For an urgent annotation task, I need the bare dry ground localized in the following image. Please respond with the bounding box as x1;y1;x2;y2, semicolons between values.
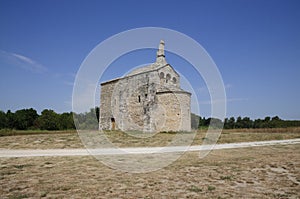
0;128;300;198
0;144;299;198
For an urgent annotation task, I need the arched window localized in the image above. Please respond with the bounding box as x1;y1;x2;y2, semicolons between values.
159;72;164;79
172;77;177;84
166;74;171;83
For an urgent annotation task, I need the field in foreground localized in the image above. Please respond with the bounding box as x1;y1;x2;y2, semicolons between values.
1;128;300;198
1;144;299;198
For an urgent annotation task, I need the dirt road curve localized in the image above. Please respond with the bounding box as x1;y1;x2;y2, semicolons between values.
1;138;300;158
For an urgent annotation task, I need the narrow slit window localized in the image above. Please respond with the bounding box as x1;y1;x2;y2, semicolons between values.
138;95;141;103
166;74;171;83
159;72;164;79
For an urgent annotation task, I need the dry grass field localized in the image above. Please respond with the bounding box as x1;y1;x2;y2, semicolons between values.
0;128;300;198
1;127;300;149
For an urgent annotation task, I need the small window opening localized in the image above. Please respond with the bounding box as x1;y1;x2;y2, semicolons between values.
159;72;164;79
172;77;177;84
166;74;171;83
145;94;148;98
138;95;141;103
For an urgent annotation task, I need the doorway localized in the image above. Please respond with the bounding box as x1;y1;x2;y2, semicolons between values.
111;117;115;130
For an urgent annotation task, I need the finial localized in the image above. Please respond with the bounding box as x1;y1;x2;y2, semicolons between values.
156;40;166;63
157;40;165;57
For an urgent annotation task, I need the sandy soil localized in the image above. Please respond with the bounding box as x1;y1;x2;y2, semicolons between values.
1;144;299;198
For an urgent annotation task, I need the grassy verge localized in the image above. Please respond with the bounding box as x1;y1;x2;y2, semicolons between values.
0;129;77;137
0;127;299;149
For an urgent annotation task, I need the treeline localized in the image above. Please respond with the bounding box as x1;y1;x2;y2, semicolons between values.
0;108;76;130
224;116;300;129
191;113;300;129
1;108;300;131
0;108;102;131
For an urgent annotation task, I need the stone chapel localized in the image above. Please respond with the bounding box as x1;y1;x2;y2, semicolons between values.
99;40;191;132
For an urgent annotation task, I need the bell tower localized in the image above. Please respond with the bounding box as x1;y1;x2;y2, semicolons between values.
156;40;167;64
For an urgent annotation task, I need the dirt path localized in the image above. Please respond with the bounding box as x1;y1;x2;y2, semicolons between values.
1;138;299;158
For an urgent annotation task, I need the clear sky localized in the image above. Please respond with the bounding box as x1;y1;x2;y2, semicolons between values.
0;0;299;120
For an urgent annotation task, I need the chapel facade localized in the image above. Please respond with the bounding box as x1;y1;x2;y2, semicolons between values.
99;40;191;132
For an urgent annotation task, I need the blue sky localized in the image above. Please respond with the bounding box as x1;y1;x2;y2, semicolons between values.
0;0;299;120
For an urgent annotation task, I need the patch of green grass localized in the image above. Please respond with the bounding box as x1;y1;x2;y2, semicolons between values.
9;194;28;199
188;185;202;193
207;185;216;191
220;175;232;180
0;129;76;137
13;165;25;169
40;191;48;197
273;135;284;140
0;129;15;136
13;164;32;169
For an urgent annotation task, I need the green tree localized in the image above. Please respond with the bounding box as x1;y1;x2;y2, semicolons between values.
209;118;223;129
36;109;59;130
262;116;272;128
235;116;243;128
253;119;262;128
14;108;39;130
0;110;7;129
224;117;235;129
241;117;253;128
264;116;271;122
6;110;16;129
58;112;75;130
270;116;283;128
198;117;207;128
73;108;99;130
